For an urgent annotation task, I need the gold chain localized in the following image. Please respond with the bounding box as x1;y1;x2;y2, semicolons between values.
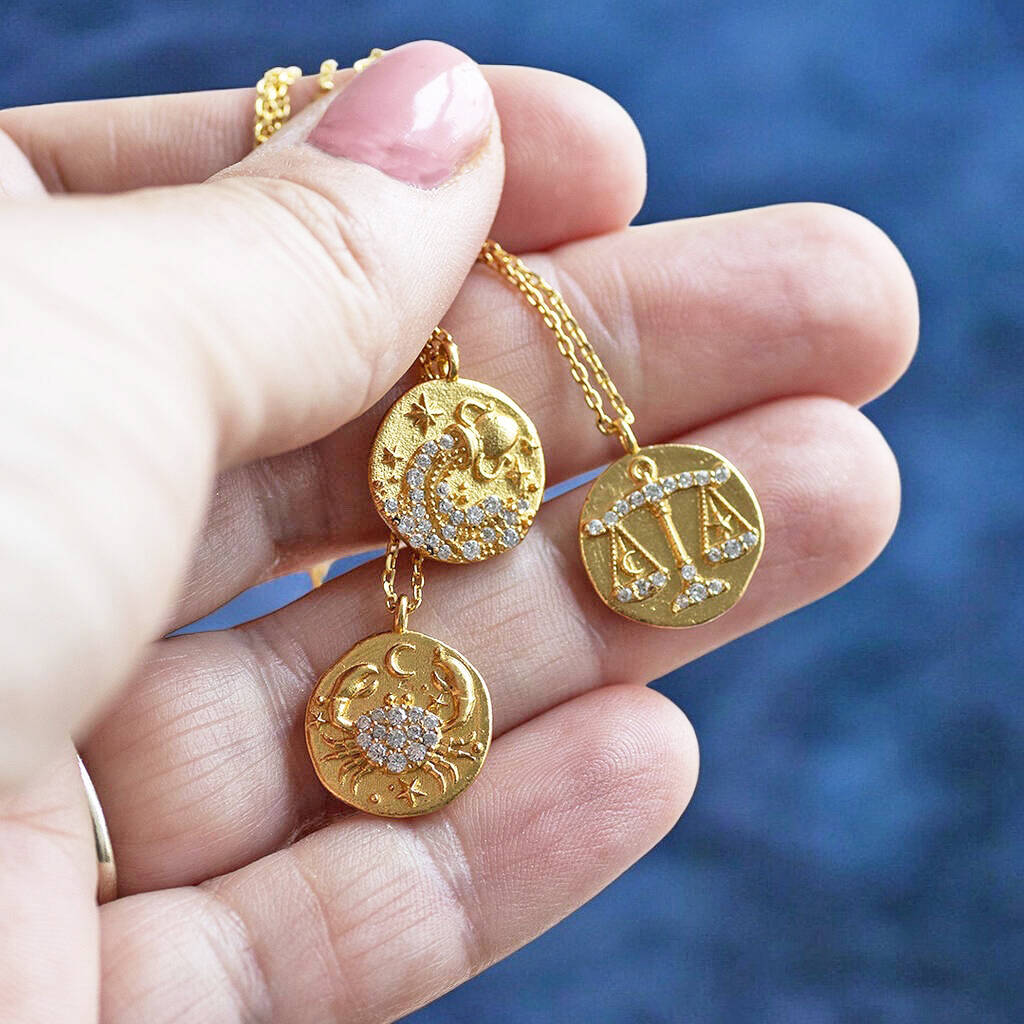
382;534;424;632
253;65;303;145
477;240;637;451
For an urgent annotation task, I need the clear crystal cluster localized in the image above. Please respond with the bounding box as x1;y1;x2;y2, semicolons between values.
353;704;442;774
705;530;759;564
384;434;527;560
583;463;732;537
672;575;728;611
615;570;668;604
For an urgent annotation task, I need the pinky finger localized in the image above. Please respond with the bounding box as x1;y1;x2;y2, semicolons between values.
99;685;697;1024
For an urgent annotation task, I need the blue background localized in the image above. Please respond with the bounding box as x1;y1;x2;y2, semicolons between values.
5;2;1022;1020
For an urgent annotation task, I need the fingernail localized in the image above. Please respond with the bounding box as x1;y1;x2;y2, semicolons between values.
308;40;494;188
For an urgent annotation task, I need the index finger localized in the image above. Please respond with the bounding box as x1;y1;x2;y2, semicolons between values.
0;64;646;252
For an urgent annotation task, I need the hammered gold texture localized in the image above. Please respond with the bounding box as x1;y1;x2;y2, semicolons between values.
306;631;492;817
370;378;545;564
579;444;765;627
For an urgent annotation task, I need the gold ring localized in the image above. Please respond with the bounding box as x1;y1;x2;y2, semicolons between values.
77;754;117;904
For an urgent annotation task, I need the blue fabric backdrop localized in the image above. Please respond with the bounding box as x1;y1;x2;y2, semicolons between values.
4;2;1021;1020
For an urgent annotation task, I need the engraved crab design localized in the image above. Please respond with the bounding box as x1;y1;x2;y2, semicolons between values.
313;644;482;795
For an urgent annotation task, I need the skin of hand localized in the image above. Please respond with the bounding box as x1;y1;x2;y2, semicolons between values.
0;40;917;1024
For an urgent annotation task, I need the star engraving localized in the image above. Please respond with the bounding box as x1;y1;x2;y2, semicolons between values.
381;446;401;469
428;691;451;714
505;455;527;491
405;393;442;435
519;436;540;456
396;777;428;807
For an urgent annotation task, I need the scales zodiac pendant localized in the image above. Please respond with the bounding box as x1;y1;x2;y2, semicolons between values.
306;630;491;817
369;331;545;564
580;443;763;627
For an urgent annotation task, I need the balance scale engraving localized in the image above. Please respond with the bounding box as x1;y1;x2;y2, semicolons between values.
581;459;760;614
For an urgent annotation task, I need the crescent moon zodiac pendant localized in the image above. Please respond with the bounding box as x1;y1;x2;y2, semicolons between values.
306;631;492;817
370;378;545;564
579;443;765;627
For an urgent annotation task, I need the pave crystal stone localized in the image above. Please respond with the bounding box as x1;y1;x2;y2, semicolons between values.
370;708;387;724
663;476;679;493
405;723;423;741
462;540;480;559
741;531;758;548
406;742;427;764
503;508;518;525
386;728;407;749
674;594;690;609
695;470;710;486
688;583;708;602
372;723;387;740
502;528;519;547
586;519;605;536
708;578;725;595
644;482;664;501
413;503;428;521
713;465;731;483
397;515;415;535
707;547;722;562
681;564;697;581
423;440;438;456
678;472;693;488
414;453;431;469
481;527;496;542
449;509;465;525
367;742;387;765
439;433;455;449
386;707;406;725
423;712;441;731
410;488;424;503
406;706;424;723
603;510;618;526
614;499;630;516
406;469;424;487
629;490;644;507
409;532;424;547
428;534;442;550
651;571;668;588
517;498;530;511
483;495;501;515
438;498;454;515
386;752;408;774
442;523;457;540
723;539;742;558
356;715;371;731
616;586;633;602
421;729;440;749
466;506;484;526
356;731;372;750
436;480;450;497
634;578;652;598
384;498;398;516
438;544;453;559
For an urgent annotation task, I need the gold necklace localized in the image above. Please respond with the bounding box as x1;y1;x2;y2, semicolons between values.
478;241;764;628
255;54;543;817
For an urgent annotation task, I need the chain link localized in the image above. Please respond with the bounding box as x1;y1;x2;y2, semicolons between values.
477;240;636;448
382;534;424;611
253;65;303;145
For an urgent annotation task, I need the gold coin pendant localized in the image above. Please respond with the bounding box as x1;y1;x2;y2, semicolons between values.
370;378;544;564
305;630;492;817
579;443;764;627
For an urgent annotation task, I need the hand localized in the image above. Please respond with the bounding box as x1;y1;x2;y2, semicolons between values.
0;41;916;1023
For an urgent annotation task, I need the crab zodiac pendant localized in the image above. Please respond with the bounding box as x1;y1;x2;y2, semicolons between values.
370;378;545;564
579;443;764;627
306;630;492;817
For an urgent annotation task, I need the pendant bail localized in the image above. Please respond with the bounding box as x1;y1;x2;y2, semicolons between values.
393;594;410;633
615;418;640;455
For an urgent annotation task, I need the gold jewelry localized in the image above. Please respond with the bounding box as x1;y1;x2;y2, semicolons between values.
256;53;549;816
478;241;765;628
77;754;117;904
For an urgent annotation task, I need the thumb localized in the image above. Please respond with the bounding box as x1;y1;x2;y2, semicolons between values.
0;40;502;786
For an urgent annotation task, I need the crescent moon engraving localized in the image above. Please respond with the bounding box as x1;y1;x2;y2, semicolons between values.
621;550;647;576
385;642;417;678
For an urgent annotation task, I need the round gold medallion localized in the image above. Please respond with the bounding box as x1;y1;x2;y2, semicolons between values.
305;630;492;817
579;443;764;627
370;378;544;564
